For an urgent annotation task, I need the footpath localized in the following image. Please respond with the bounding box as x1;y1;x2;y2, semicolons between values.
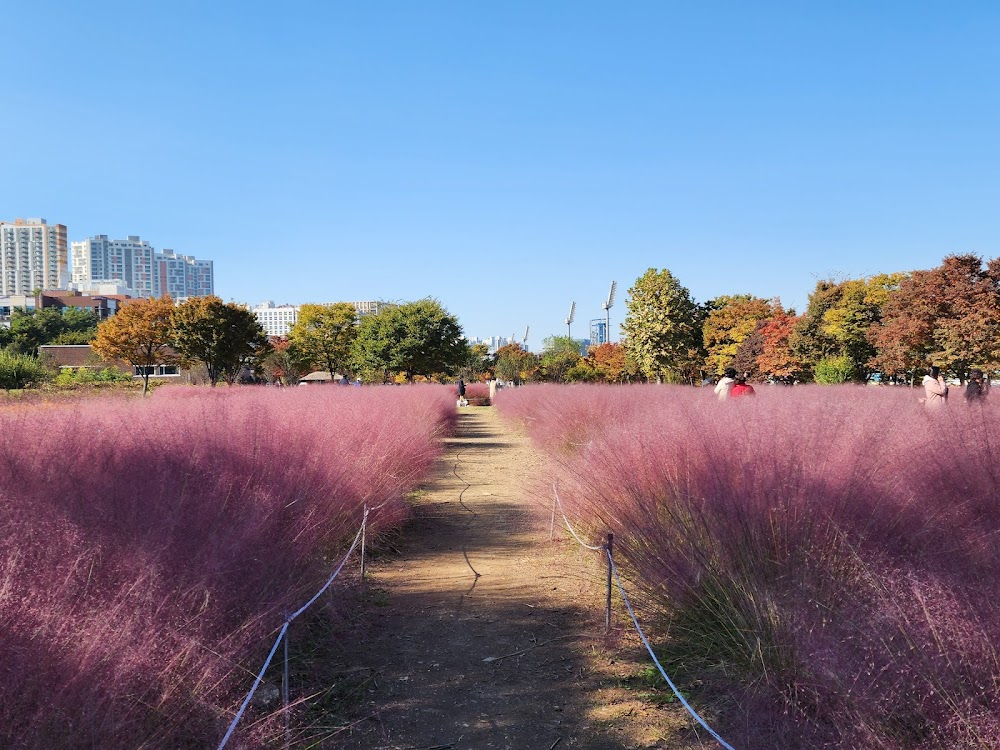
335;407;705;750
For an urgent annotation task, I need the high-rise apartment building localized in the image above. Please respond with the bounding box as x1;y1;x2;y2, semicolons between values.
0;218;68;295
71;235;213;299
156;249;214;298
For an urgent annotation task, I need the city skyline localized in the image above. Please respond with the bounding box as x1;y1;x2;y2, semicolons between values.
3;3;999;344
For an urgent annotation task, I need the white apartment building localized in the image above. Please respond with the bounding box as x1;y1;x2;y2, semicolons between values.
157;249;214;298
71;235;213;299
252;300;383;337
0;218;68;295
72;235;156;297
253;301;300;336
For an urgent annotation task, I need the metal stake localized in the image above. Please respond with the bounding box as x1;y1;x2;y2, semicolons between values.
360;505;368;580
605;533;614;632
282;620;290;748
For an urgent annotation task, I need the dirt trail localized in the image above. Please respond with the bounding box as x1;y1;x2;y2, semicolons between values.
335;407;704;750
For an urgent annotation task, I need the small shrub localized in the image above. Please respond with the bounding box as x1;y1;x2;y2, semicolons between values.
0;349;49;389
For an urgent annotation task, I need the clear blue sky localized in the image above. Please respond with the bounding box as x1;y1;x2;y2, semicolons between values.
3;1;999;347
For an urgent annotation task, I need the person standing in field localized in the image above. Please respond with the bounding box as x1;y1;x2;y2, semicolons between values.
731;374;756;398
714;367;737;401
965;369;987;403
921;365;948;409
457;377;466;405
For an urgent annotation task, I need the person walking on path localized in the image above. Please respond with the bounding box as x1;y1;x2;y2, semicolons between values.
731;374;756;398
965;368;987;403
922;365;949;409
714;367;737;401
457;377;467;406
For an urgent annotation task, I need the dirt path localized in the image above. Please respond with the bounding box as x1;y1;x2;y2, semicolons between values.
335;407;704;750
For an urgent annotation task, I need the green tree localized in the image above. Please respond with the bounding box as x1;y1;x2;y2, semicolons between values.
6;307;99;355
351;299;465;382
171;296;271;386
92;296;177;396
288;302;359;380
539;336;583;382
814;355;857;384
621;268;705;383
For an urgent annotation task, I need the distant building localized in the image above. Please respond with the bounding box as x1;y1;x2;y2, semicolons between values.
467;335;517;354
0;218;69;295
251;300;383;337
71;235;214;299
589;319;607;346
157;249;214;298
252;301;300;336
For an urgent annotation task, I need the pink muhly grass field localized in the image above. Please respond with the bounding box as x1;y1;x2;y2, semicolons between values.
0;385;454;749
497;383;1000;749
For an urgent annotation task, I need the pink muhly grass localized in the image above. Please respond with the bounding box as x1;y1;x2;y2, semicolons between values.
500;383;1000;749
0;385;454;749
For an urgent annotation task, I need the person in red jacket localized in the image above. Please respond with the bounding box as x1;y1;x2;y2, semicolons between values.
731;375;755;398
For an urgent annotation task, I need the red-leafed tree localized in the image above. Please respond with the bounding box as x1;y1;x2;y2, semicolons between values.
868;255;1000;383
757;309;808;383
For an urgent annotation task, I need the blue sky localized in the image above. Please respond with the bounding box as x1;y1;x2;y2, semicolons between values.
3;2;999;347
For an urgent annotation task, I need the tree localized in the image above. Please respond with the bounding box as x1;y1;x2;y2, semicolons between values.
351;299;466;382
703;295;775;376
494;343;535;385
539;336;583;382
5;307;99;355
814;355;856;384
287;303;358;380
261;337;311;386
92;295;177;396
869;255;1000;383
621;268;705;383
791;275;902;382
584;341;633;383
756;310;808;383
460;342;491;380
171;296;271;386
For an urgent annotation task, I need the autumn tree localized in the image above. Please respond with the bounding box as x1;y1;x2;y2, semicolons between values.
869;255;1000;382
261;337;311;386
622;268;705;383
494;343;535;385
92;295;177;396
790;275;901;382
288;302;359;380
171;296;271;386
703;295;775;376
756;310;807;383
586;341;633;383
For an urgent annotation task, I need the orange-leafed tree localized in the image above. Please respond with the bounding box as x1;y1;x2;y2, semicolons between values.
757;310;807;383
93;295;177;396
586;342;632;383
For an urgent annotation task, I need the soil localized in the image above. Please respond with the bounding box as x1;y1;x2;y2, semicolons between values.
331;407;713;750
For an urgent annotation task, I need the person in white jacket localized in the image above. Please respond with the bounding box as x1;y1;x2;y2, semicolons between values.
921;365;948;409
714;367;737;402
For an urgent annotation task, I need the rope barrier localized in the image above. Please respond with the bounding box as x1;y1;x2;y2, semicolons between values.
217;510;368;750
551;482;605;551
608;549;737;750
549;483;736;748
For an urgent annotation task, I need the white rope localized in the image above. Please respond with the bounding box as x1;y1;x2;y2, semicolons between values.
216;621;289;750
552;482;605;551
607;550;737;750
218;511;368;749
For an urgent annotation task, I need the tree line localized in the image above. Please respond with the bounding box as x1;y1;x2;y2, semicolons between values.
490;254;1000;386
